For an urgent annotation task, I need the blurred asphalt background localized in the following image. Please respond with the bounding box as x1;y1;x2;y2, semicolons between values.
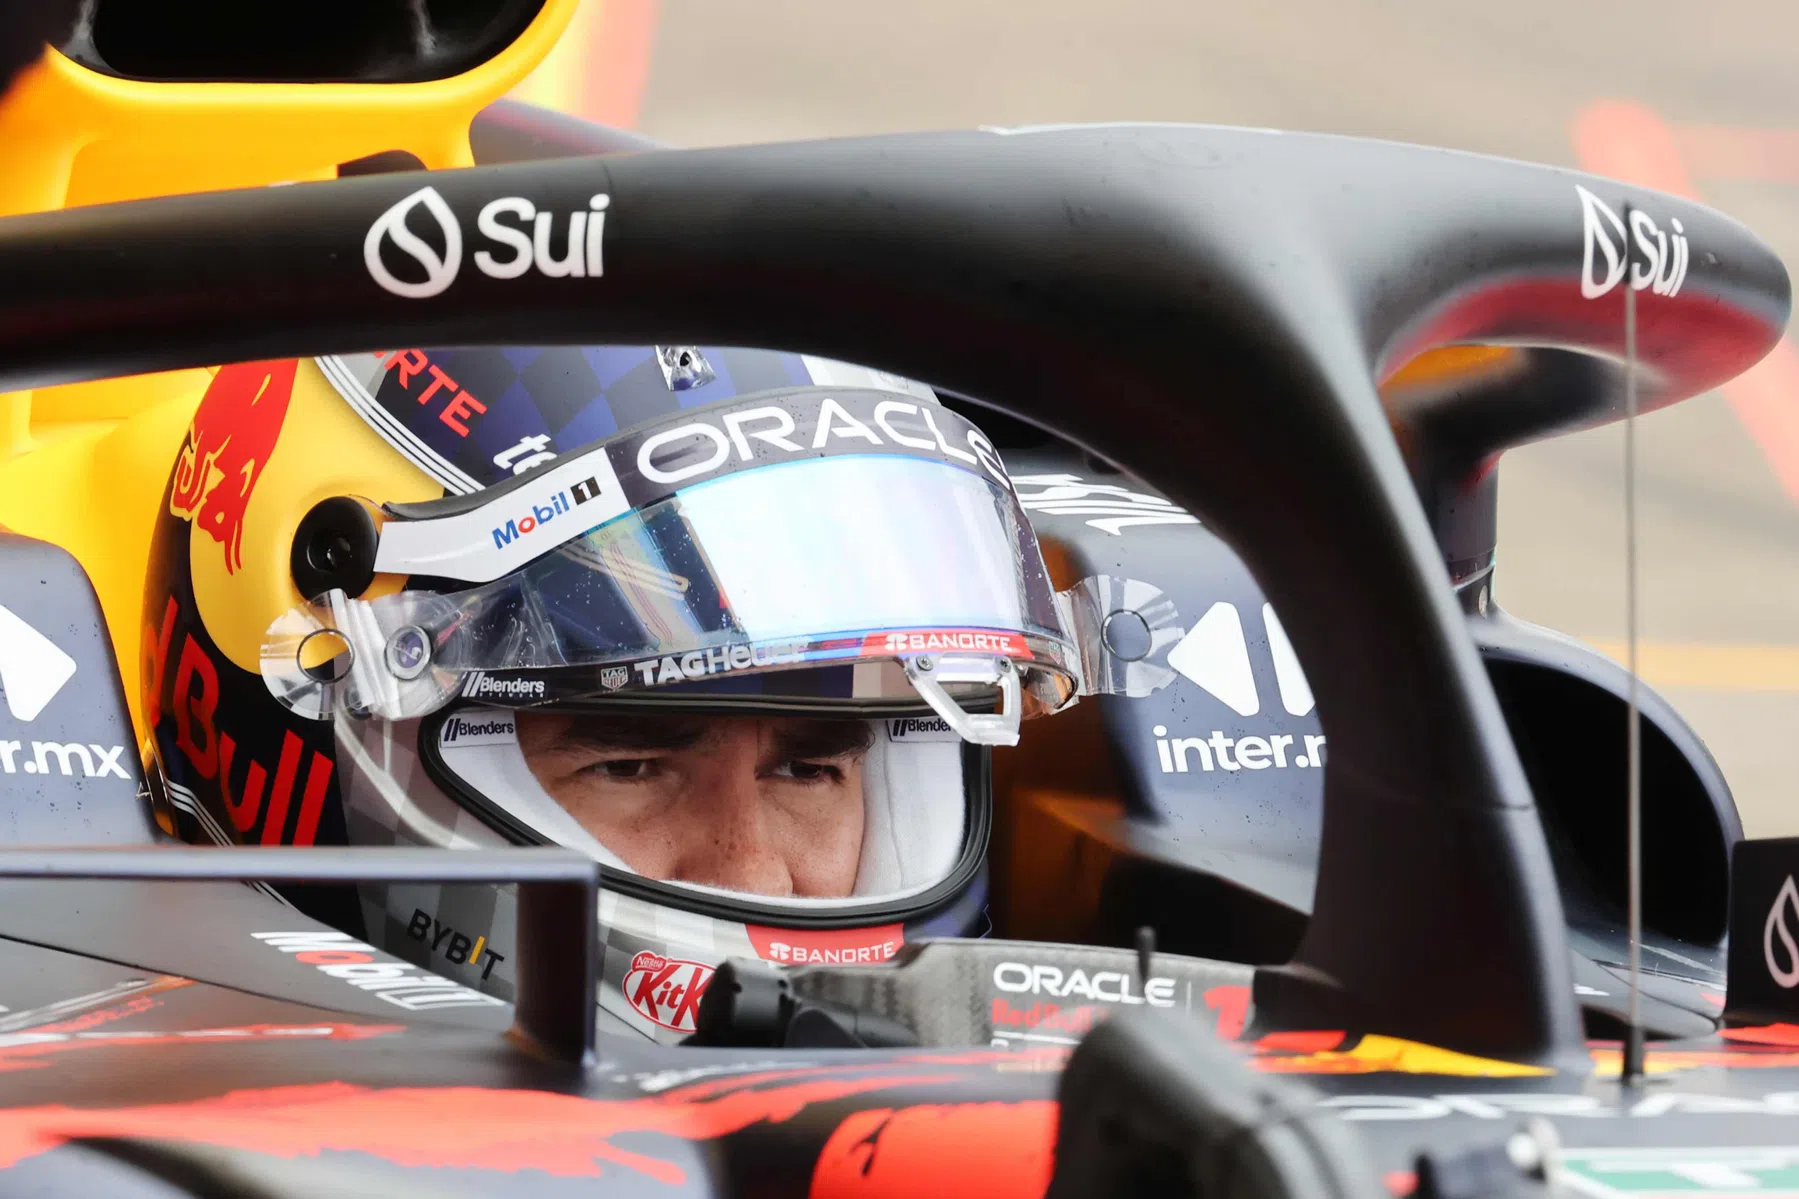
519;0;1799;834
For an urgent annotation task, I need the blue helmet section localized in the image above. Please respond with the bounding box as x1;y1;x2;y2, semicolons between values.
365;345;820;491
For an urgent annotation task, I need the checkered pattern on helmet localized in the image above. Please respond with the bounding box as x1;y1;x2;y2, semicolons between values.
336;716;522;1003
372;346;817;492
358;881;518;1004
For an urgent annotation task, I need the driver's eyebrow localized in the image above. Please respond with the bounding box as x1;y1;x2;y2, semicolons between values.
553;713;710;753
769;720;875;762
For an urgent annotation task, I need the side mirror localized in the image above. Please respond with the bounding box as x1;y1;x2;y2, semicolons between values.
1475;608;1739;946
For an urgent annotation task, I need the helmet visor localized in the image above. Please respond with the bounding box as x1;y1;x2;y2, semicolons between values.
268;453;1076;723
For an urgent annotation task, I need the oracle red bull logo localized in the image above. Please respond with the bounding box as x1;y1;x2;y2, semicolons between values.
622;950;713;1032
989;996;1104;1040
169;360;299;573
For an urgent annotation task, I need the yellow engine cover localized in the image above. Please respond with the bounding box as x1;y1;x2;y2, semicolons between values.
0;0;581;742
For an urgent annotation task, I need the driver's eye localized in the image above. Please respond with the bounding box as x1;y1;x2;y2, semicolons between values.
598;759;654;780
781;760;842;782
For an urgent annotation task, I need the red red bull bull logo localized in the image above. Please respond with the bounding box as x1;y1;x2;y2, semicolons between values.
169;360;299;573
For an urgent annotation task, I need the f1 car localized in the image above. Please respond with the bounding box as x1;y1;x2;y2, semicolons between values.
1;3;1798;1196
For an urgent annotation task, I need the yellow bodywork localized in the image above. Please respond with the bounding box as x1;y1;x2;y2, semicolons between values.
0;2;579;744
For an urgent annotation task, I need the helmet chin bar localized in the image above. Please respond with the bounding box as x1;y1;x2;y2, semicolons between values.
903;653;1022;747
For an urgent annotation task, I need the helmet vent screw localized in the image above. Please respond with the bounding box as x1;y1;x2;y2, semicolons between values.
656;345;717;392
385;625;432;681
292;497;380;601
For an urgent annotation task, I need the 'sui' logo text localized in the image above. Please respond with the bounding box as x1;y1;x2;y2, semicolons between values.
1765;874;1799;989
365;186;612;300
1577;184;1690;301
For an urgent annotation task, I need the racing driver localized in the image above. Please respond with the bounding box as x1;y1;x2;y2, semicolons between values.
144;343;1144;1040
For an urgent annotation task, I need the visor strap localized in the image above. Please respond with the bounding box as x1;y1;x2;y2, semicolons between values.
336;588;402;717
903;654;1021;747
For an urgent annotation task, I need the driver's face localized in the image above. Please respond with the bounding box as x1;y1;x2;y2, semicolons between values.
516;712;871;898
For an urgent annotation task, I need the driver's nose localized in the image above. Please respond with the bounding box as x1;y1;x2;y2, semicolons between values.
665;727;792;896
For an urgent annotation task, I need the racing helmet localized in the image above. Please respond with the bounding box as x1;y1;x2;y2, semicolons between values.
142;344;1168;1041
